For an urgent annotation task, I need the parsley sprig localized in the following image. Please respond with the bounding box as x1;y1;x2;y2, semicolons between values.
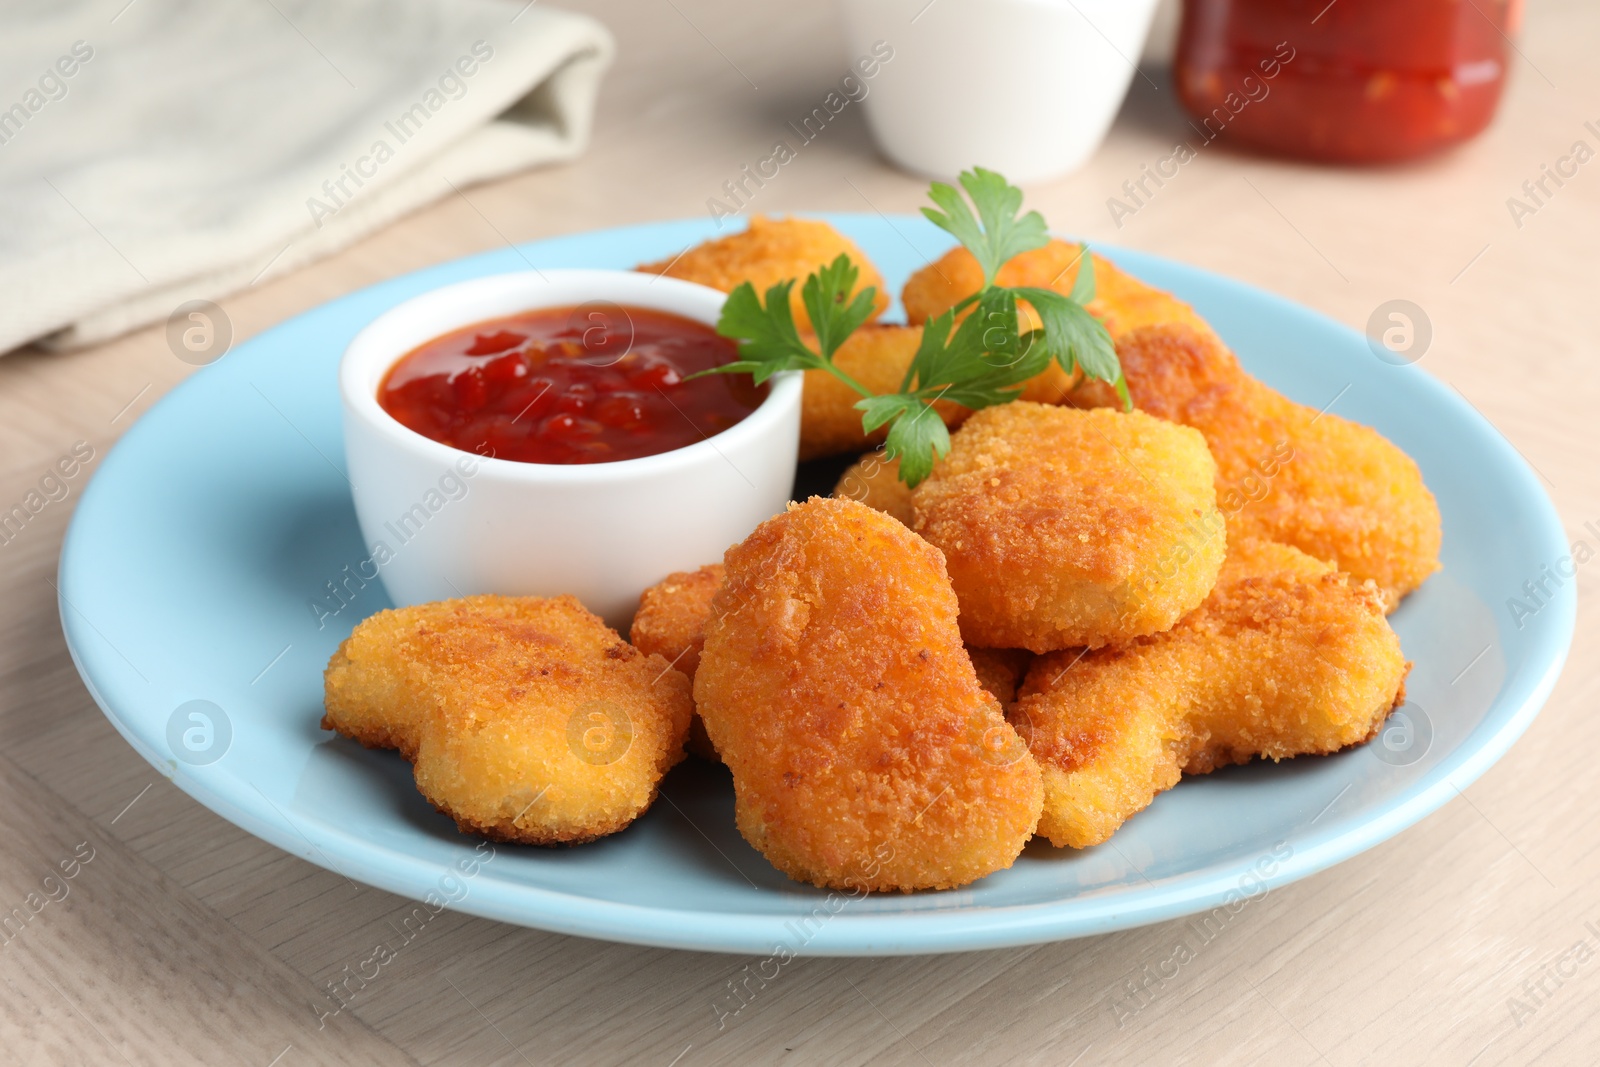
696;167;1128;487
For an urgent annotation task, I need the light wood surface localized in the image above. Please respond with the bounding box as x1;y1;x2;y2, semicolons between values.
3;1;1597;1064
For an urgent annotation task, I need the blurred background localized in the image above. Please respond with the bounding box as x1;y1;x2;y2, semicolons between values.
3;2;1597;1065
0;0;1534;360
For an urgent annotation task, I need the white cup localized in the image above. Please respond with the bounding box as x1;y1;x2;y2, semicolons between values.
841;0;1160;183
338;269;801;629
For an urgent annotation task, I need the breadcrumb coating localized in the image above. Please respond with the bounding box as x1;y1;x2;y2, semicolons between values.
637;215;888;332
694;497;1043;892
833;450;915;526
323;595;538;760
1070;324;1442;608
631;564;725;759
831;444;1161;732
912;402;1225;652
324;595;692;845
630;564;724;680
1015;539;1408;848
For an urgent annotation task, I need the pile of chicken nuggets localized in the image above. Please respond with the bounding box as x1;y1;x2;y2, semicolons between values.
322;217;1441;894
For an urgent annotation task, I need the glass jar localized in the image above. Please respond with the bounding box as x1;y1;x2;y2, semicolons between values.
1175;0;1516;163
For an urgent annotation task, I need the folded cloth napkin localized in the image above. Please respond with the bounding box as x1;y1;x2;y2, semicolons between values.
0;0;613;354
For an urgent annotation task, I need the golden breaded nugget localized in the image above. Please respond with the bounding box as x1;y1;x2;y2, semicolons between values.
631;564;724;679
1071;324;1442;608
968;647;1033;709
631;564;724;760
637;215;888;332
801;324;969;460
833;450;915;525
912;402;1225;652
325;595;692;845
695;497;1043;892
1015;540;1408;848
901;240;1217;403
323;595;546;760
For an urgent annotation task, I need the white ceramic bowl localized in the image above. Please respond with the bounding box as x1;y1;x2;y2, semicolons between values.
840;0;1160;183
338;269;801;629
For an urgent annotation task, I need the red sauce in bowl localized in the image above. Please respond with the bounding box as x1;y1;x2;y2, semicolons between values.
377;304;765;464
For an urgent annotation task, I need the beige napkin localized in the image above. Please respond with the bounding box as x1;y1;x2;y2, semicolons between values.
0;0;614;354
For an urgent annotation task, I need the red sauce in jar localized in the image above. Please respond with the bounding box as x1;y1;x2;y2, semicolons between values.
378;304;765;464
1176;0;1513;163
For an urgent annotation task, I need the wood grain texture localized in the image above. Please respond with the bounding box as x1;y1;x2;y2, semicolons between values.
2;0;1597;1063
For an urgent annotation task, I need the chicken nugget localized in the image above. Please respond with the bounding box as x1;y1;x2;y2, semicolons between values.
911;402;1225;652
901;240;1217;403
631;564;724;760
323;595;541;760
694;497;1043;892
801;324;970;460
324;595;692;845
833;450;915;525
637;215;889;332
634;576;1023;760
1070;324;1442;608
1015;539;1408;848
630;564;724;679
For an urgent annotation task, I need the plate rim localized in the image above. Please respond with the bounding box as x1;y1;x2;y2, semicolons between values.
58;213;1577;956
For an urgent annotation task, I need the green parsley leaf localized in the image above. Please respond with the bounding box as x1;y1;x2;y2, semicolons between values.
921;168;1049;287
857;393;918;434
698;257;878;397
1068;246;1097;304
881;400;951;487
901;307;977;397
803;254;879;361
1012;282;1129;408
896;292;1049;412
709;279;812;385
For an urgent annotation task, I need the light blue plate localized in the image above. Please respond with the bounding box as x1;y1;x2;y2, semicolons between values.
59;216;1574;956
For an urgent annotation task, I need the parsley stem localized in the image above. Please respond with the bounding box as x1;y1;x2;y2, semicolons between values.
818;359;875;400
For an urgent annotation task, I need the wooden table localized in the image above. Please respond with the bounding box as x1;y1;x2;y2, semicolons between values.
3;1;1595;1063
